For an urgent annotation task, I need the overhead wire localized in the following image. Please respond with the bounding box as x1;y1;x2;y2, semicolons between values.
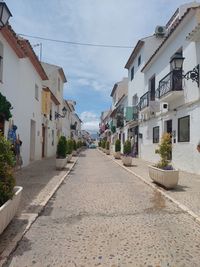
18;33;133;49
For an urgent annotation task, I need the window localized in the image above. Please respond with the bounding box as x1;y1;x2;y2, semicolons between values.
35;84;39;101
178;115;190;142
138;55;141;66
0;42;3;82
149;75;155;101
132;94;138;106
131;66;134;81
153;126;159;143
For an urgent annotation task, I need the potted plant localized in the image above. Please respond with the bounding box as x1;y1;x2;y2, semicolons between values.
105;141;110;155
114;139;121;159
72;139;77;156
0;134;23;235
56;136;67;169
98;140;102;150
122;140;132;166
148;132;179;189
102;140;106;152
66;139;73;162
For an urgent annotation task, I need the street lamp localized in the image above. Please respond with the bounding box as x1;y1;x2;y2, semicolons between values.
0;1;12;28
55;107;67;119
170;52;199;87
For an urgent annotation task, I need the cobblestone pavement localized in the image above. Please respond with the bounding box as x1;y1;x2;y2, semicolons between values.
0;156;77;262
108;155;200;217
4;150;200;267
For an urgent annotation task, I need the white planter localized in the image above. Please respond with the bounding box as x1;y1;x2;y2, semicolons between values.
0;186;23;235
122;156;132;166
106;149;110;155
114;151;121;159
72;150;78;156
56;158;67;170
148;165;179;189
67;154;72;162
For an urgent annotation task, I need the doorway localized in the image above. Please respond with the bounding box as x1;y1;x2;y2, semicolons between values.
30;120;36;161
42;125;46;158
165;119;172;160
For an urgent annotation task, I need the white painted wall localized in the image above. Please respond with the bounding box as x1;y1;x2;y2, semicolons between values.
0;33;44;166
139;9;200;173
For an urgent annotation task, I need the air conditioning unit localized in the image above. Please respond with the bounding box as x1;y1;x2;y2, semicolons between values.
155;25;166;36
161;102;168;113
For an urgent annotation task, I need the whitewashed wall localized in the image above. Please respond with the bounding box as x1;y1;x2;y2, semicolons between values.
0;34;44;166
140;10;200;173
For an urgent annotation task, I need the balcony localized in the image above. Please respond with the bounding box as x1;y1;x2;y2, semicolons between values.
156;69;183;101
140;91;149;112
125;106;138;122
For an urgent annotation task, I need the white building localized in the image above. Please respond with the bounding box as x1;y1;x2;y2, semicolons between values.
0;25;48;166
62;100;73;139
109;78;128;153
67;100;82;140
41;62;67;157
139;4;200;174
125;34;164;157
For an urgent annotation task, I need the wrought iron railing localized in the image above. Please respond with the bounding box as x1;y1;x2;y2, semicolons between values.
125;106;138;121
156;69;183;98
139;91;149;110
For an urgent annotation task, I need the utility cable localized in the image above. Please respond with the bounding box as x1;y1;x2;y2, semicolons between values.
18;33;133;49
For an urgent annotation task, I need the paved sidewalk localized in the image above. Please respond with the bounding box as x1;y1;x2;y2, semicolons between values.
105;152;200;219
0;155;78;265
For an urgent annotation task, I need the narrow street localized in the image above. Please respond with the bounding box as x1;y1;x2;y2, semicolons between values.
4;150;200;267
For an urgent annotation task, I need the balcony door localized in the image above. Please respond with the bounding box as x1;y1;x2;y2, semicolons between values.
165;119;172;160
149;75;155;101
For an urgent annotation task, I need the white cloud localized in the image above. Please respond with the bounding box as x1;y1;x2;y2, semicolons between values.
7;0;192;117
80;111;100;133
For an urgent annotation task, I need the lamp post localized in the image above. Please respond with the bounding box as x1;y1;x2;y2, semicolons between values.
0;1;12;28
170;52;199;87
55;107;67;119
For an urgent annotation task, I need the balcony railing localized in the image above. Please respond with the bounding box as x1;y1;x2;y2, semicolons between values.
140;91;149;110
156;69;183;98
125;106;138;121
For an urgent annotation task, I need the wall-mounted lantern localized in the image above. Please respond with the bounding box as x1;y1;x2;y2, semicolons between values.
55;107;67;119
0;1;12;28
170;52;199;87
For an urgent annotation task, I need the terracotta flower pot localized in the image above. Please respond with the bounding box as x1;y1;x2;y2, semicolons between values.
197;145;200;153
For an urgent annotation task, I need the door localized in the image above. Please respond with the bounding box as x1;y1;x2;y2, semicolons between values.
30;120;36;161
42;125;46;158
165;120;172;160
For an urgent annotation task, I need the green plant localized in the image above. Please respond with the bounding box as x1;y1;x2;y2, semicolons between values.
106;141;110;150
77;140;82;149
0;134;15;206
115;139;121;152
102;140;106;149
155;132;172;169
0;93;12;121
123;140;131;155
73;139;77;151
98;140;101;147
56;136;67;158
66;139;73;154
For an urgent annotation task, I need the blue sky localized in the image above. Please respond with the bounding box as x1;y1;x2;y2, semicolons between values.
5;0;195;132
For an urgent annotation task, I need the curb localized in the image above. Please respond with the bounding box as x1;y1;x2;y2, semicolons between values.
98;149;200;227
0;157;79;267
